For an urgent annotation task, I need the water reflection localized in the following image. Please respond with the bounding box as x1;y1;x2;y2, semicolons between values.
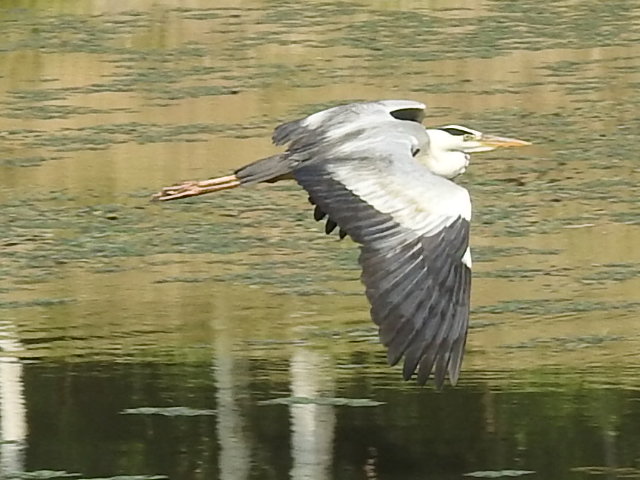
2;0;640;478
289;348;335;480
0;322;26;476
214;320;251;480
13;358;640;479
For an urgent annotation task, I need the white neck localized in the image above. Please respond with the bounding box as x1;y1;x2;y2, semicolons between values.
417;148;469;179
416;128;471;178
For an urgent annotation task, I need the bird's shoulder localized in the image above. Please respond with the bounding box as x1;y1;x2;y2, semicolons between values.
272;100;427;148
327;154;471;222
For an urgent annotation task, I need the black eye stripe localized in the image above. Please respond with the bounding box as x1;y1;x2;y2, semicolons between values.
441;127;472;136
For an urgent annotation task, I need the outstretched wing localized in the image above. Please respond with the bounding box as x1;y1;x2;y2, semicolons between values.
273;100;426;148
293;131;472;388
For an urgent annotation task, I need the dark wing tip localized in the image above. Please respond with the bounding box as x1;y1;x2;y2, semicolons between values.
362;221;471;389
325;218;338;235
389;107;426;123
313;204;326;221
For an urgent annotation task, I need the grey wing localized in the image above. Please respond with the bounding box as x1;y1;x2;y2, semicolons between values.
293;145;472;388
272;100;426;148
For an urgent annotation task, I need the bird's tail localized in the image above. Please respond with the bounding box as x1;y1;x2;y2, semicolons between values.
153;154;293;201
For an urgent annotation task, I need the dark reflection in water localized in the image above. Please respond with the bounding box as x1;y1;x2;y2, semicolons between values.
2;0;640;478
14;360;640;479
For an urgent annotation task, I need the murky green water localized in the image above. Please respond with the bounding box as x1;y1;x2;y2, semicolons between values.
2;0;640;478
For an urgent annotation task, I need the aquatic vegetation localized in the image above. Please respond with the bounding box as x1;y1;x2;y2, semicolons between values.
121;406;216;416
464;471;535;478
1;1;640;479
258;395;384;407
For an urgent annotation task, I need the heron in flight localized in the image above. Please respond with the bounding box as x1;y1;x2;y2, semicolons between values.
154;100;530;388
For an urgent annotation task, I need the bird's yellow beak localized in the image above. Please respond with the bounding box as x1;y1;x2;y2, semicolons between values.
478;134;532;149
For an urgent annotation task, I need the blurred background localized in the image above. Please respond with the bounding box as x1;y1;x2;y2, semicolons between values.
1;0;640;479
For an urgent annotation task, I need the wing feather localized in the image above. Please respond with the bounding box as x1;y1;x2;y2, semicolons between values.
294;151;472;388
272;100;426;147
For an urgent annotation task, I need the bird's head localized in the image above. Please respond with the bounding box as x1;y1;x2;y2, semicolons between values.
421;125;531;178
429;125;531;153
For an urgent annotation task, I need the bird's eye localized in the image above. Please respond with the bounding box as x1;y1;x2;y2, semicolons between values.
463;134;476;142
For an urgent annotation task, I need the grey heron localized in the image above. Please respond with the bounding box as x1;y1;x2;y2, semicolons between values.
153;100;530;388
